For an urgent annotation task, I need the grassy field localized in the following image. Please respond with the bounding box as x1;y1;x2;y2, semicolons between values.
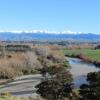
62;48;100;62
0;95;28;100
0;96;38;100
0;93;42;100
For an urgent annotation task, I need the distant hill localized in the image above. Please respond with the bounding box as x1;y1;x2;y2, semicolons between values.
0;32;100;41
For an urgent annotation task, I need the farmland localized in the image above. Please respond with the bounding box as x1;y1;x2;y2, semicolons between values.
62;48;100;63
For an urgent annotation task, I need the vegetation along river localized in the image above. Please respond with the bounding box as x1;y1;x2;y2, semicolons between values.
67;57;100;88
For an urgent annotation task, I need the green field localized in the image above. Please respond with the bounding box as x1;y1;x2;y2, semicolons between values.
62;49;100;62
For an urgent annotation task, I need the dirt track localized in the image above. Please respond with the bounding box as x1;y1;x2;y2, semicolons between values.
0;74;42;97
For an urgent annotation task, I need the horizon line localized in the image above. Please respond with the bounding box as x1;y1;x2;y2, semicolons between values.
0;30;97;34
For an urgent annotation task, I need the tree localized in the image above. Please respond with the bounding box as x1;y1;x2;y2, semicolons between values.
36;65;73;100
79;71;100;100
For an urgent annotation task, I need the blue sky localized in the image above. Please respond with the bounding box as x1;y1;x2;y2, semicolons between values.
0;0;100;34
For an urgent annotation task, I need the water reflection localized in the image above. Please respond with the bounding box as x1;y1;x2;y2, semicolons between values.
67;57;100;88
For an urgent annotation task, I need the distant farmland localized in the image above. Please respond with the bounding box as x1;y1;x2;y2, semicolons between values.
62;48;100;62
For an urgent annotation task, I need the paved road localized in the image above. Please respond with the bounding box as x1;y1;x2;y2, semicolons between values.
0;74;43;97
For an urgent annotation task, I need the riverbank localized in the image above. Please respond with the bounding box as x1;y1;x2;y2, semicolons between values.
62;49;100;67
66;57;100;88
65;54;100;67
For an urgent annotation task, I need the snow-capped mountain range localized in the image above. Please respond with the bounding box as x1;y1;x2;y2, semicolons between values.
0;32;100;41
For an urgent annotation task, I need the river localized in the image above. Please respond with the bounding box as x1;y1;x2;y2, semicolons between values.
67;57;100;88
0;57;99;97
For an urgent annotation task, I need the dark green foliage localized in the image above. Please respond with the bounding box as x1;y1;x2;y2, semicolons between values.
63;61;70;68
22;69;39;75
79;71;100;100
36;80;73;100
5;45;32;52
36;65;73;100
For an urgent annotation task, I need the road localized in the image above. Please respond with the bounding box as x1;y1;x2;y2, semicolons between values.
0;74;43;97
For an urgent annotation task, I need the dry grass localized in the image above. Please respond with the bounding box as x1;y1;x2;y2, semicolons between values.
0;45;66;80
0;93;45;100
0;52;41;79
